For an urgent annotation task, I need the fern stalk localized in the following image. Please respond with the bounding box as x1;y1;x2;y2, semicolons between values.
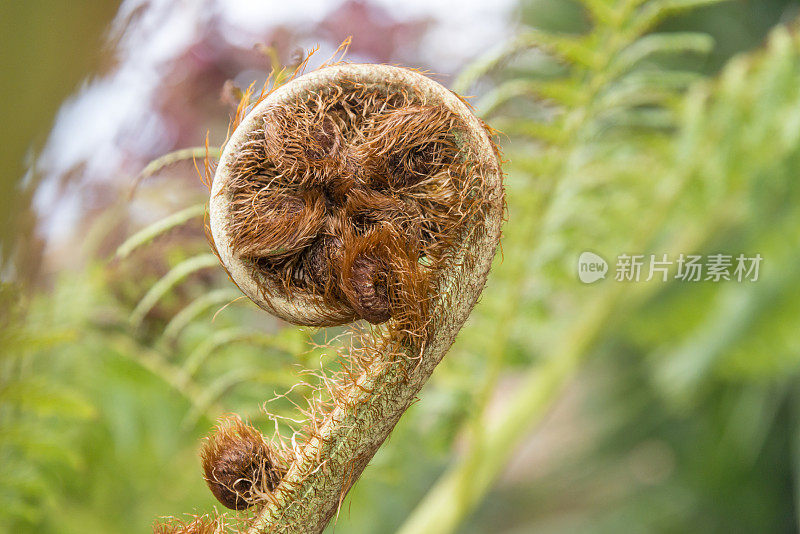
206;64;505;533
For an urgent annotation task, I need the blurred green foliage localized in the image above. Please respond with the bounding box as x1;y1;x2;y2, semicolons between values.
4;1;800;533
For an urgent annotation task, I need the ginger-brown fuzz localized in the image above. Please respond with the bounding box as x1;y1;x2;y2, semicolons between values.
200;416;285;510
153;514;226;534
225;85;480;330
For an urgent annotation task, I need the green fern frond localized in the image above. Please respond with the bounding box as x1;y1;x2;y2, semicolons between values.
130;146;221;192
114;203;206;260
633;0;731;35
476;78;581;117
611;32;715;74
182;327;291;377
160;287;243;344
129;253;219;328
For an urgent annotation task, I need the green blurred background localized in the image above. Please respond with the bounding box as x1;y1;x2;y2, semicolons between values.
3;1;800;533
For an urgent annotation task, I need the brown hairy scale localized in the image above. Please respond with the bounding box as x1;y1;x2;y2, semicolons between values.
224;83;475;329
153;514;227;534
200;416;286;511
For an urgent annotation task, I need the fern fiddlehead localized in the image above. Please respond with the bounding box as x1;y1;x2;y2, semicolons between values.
159;63;504;533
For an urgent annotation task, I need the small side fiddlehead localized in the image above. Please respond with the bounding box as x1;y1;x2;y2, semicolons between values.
200;415;287;511
163;61;504;534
